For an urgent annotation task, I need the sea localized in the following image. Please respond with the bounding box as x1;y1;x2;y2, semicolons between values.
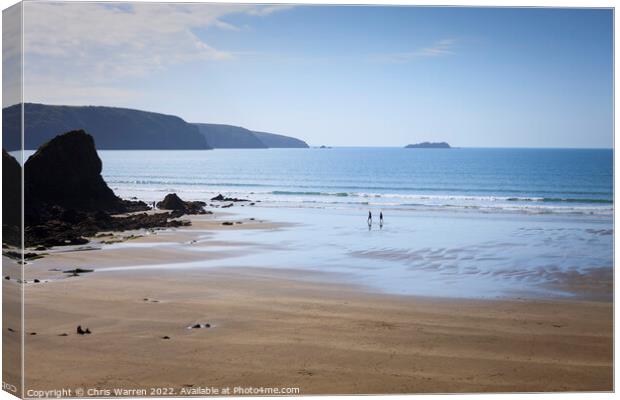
27;147;615;299
98;147;613;214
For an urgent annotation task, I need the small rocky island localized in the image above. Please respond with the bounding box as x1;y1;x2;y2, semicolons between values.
405;142;451;149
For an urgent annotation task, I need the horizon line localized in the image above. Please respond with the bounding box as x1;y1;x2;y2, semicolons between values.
6;103;613;151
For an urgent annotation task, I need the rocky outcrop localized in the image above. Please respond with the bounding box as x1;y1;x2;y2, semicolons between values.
19;130;198;247
3;150;21;245
25;130;125;223
211;194;249;202
157;193;206;214
24;209;189;248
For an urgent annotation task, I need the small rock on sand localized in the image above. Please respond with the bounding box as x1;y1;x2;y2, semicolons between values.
143;298;159;303
162;336;171;340
188;323;211;329
64;268;94;277
77;325;91;335
222;222;234;226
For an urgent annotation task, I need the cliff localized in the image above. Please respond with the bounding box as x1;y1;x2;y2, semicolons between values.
192;124;308;149
3;103;308;150
253;131;309;148
3;103;210;150
193;123;267;149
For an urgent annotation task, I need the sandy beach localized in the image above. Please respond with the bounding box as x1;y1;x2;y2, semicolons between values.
2;212;613;395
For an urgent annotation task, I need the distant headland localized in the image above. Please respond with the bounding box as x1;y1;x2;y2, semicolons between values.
2;103;309;151
405;142;451;149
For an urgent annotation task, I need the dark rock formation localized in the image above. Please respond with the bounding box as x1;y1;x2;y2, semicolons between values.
24;130;129;222
19;130;199;247
211;194;249;202
405;142;451;149
3;150;22;245
26;210;190;248
63;268;94;275
157;193;206;214
77;325;91;335
156;193;186;210
188;323;211;329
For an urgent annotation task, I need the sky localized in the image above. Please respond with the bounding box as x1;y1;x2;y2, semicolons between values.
11;3;614;147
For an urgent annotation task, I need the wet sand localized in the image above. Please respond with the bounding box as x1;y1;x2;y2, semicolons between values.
3;213;613;395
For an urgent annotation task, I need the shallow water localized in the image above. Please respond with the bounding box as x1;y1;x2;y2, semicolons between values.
204;205;612;299
22;148;612;299
96;203;612;300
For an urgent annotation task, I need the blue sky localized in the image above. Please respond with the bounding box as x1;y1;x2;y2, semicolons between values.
21;3;613;147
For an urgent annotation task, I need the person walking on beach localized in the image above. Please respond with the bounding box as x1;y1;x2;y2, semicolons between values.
379;211;384;228
368;211;372;226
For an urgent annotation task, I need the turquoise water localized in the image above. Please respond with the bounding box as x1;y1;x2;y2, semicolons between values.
94;147;612;214
24;147;613;299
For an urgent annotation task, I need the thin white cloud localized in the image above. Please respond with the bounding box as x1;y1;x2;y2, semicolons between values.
21;2;293;102
373;38;457;62
245;5;297;16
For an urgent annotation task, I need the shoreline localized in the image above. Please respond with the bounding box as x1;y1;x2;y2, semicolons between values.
3;207;613;394
12;207;613;302
15;209;613;302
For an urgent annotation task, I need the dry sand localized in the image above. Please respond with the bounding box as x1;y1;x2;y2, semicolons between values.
2;213;613;395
